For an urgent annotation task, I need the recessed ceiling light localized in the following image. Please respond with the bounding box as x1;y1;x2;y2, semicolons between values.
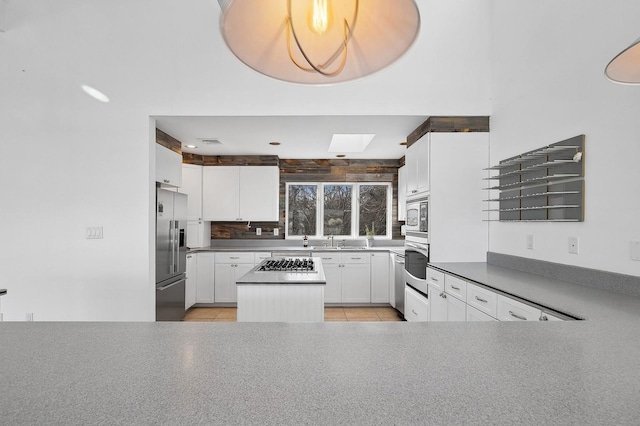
81;84;109;103
269;141;281;145
185;144;197;149
336;154;346;158
329;134;375;153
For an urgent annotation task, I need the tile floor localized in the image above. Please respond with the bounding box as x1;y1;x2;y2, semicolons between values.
183;306;403;322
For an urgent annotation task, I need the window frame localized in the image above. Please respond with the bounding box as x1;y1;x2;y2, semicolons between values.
285;182;392;240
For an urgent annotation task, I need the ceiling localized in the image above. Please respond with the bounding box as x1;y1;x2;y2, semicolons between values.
154;115;427;160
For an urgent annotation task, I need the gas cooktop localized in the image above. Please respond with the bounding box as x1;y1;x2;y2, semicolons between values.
256;258;317;273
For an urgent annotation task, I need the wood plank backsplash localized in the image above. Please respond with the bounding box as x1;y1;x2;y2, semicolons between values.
190;156;404;240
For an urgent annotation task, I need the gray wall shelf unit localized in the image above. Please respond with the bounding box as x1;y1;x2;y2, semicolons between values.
484;135;585;222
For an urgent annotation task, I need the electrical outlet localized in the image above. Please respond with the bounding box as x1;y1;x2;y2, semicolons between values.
526;234;534;250
256;227;262;236
86;226;103;239
631;240;640;261
273;228;279;236
568;237;579;254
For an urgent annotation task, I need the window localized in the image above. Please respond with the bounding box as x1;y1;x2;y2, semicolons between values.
287;184;317;236
286;182;391;239
323;185;352;236
358;185;388;237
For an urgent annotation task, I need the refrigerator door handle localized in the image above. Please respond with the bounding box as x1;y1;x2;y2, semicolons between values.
174;220;180;274
169;224;175;274
157;279;183;291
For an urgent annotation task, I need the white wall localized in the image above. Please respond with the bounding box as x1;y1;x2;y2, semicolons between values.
0;0;491;320
490;0;640;276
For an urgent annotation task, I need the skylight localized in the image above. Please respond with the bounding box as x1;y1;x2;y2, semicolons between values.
328;134;376;153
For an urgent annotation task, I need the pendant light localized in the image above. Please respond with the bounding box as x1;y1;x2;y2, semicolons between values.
217;0;420;84
605;37;640;84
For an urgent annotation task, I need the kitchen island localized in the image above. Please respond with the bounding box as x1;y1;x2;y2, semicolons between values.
236;257;326;322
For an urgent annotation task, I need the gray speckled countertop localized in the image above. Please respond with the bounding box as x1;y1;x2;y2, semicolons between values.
2;320;640;425
429;262;640;321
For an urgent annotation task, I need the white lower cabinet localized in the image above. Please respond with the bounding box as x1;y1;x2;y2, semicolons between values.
466;282;498;318
214;252;253;303
195;252;215;303
370;252;390;303
466;305;496;322
341;262;371;303
317;252;371;303
446;294;466;321
497;295;542;321
185;253;197;309
428;286;447;321
405;285;429;322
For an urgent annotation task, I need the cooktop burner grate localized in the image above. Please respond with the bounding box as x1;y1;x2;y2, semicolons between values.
256;258;317;273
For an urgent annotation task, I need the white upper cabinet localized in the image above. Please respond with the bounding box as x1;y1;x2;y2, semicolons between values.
405;134;429;198
202;166;279;222
397;165;407;221
239;166;279;221
181;164;203;221
203;167;239;221
155;144;183;187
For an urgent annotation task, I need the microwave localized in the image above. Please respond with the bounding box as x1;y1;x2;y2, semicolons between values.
406;196;428;235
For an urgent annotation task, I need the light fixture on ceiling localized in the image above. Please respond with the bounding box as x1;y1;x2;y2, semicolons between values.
336;154;346;158
217;0;420;84
269;141;281;146
605;37;640;84
185;144;197;149
399;141;408;146
81;85;109;103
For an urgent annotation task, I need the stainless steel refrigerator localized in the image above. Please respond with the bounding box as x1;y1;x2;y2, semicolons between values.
156;188;187;321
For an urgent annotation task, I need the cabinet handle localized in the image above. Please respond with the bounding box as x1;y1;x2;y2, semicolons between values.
509;311;527;321
230;257;240;259
163;179;170;183
475;296;488;303
412;190;418;193
431;277;438;282
440;292;446;299
539;315;549;321
322;257;332;260
351;257;362;260
412;309;418;315
451;285;460;291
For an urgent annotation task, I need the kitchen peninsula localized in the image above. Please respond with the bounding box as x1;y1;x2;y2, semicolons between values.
236;257;327;322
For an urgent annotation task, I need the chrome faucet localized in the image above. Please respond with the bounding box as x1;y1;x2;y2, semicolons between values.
328;235;334;247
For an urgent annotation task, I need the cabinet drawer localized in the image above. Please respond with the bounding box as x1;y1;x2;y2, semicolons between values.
215;252;254;264
466;283;497;318
315;252;341;264
426;268;444;291
445;274;467;301
405;286;429;322
466;305;497;322
253;252;272;264
497;295;542;321
340;253;370;264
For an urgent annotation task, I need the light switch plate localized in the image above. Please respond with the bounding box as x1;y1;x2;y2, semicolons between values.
631;240;640;261
256;228;262;236
526;234;534;250
273;228;279;236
